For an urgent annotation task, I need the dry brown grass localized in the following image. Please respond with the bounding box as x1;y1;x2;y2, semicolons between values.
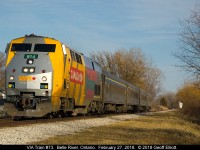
176;84;200;120
34;110;200;145
150;104;169;112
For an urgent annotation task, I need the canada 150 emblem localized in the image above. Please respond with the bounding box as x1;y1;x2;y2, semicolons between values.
70;67;83;85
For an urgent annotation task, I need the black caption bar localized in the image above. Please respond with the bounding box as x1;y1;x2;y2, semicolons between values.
0;145;196;150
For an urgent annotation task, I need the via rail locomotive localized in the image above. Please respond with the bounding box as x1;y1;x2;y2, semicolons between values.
4;34;152;119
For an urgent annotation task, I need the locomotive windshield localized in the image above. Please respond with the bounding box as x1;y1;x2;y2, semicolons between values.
11;43;56;52
11;43;32;52
34;44;56;52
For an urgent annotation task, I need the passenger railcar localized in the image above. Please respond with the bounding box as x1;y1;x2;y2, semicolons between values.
4;34;152;120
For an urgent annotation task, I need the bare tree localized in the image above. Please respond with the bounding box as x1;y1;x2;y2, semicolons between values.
174;5;200;76
91;48;146;85
91;48;163;98
113;48;147;86
0;51;6;90
91;51;117;74
144;65;163;98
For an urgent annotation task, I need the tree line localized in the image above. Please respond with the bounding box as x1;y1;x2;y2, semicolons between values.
174;4;200;120
0;52;5;90
158;3;200;120
90;48;162;98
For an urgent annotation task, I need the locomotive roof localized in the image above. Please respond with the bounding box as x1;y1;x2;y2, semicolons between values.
11;34;58;42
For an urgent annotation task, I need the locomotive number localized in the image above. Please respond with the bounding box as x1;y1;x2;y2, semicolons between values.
24;54;38;59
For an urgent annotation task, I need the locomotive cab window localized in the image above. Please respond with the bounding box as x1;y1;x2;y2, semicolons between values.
34;44;56;52
70;50;76;61
11;43;32;52
75;53;82;64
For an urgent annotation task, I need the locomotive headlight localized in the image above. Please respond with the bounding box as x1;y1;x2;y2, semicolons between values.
9;75;14;80
22;67;35;73
27;59;34;65
29;68;35;73
42;76;47;82
23;68;28;73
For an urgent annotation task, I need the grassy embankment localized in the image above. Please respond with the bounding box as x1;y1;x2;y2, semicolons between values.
34;109;200;145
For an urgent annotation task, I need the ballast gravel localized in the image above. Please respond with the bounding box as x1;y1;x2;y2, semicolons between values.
0;114;141;145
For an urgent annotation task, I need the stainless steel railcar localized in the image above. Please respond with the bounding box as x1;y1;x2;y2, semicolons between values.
102;71;152;113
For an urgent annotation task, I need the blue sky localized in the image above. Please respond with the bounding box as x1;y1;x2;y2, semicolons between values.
0;0;198;93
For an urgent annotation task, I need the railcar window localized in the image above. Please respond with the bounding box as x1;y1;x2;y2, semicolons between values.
109;83;125;95
141;95;147;101
34;44;56;52
11;43;32;52
128;90;135;99
84;56;94;69
94;84;101;96
93;62;102;73
134;92;139;99
84;57;90;68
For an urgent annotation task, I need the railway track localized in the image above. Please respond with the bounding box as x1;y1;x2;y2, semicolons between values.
0;113;128;128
